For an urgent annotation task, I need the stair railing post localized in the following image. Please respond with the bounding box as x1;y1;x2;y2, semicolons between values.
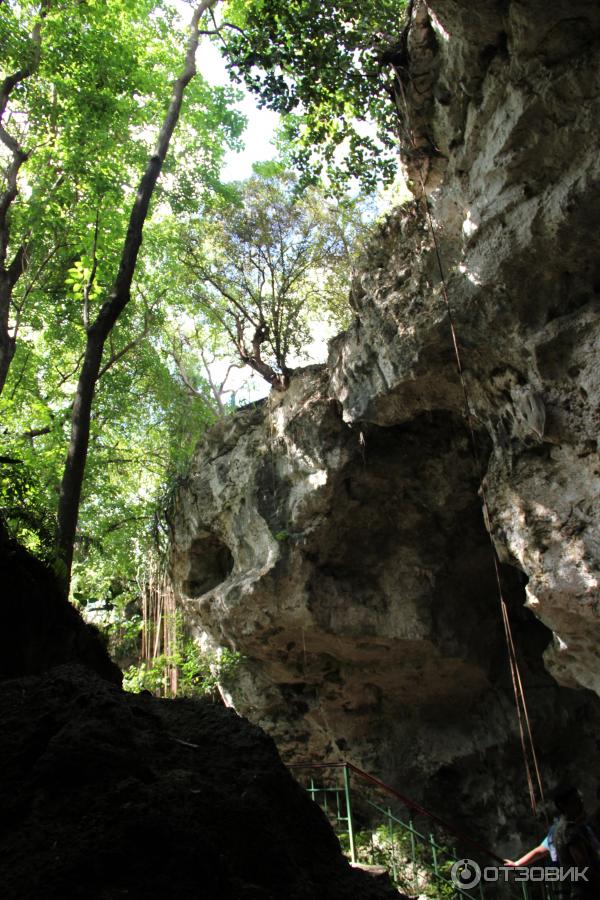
343;763;357;864
387;806;397;883
430;832;439;878
409;810;417;891
335;785;342;826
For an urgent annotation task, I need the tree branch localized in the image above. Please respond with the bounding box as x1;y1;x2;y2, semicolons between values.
170;345;203;397
97;322;150;380
0;3;49;394
83;212;100;330
13;242;62;337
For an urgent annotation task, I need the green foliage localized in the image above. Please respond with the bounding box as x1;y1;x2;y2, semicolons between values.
0;0;245;594
176;642;243;699
0;0;376;610
339;823;457;898
122;657;166;695
1;314;217;599
221;0;408;188
0;457;55;557
123;637;243;700
83;590;244;700
108;613;144;662
179;167;368;383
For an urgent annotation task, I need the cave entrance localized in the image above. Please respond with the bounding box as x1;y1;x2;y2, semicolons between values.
184;532;234;597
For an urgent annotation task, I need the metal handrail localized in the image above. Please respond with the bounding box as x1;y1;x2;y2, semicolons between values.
357;792;482;900
291;762;549;900
290;761;503;863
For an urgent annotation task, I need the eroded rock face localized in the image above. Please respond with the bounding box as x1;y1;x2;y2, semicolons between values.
333;0;600;698
170;0;600;848
169;372;600;847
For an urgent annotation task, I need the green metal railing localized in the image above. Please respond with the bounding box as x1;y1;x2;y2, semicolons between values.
291;762;557;900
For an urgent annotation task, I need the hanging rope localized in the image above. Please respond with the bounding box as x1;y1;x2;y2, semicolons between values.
391;59;546;817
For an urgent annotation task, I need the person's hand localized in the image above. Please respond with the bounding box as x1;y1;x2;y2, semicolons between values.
503;859;516;867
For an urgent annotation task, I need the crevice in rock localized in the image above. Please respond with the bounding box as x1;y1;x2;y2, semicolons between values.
184;532;234;598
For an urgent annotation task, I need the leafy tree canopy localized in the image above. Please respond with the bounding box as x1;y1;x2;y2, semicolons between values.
0;0;244;593
221;0;408;189
0;0;381;622
178;165;369;389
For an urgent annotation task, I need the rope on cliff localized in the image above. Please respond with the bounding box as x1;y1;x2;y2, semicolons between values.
391;63;546;819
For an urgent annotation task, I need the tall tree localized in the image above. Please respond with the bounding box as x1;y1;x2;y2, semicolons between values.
0;1;47;392
181;167;360;390
1;0;244;596
55;0;219;589
0;0;182;396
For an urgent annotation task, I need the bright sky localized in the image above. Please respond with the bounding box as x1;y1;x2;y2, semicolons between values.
196;39;280;182
171;0;279;182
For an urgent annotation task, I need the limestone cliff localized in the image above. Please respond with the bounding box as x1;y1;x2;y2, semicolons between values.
169;0;600;848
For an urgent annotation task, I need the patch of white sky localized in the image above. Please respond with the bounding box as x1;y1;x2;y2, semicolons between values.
196;40;280;183
172;0;278;183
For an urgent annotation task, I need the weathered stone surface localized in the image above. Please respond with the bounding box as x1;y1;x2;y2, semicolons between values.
169;366;600;847
169;0;600;850
332;0;600;699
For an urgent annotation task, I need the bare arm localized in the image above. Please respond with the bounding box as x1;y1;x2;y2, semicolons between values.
504;845;549;867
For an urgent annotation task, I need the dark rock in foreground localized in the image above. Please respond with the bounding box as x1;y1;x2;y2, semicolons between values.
0;665;399;900
0;522;122;685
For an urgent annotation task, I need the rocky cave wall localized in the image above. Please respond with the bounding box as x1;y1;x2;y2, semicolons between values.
169;0;600;850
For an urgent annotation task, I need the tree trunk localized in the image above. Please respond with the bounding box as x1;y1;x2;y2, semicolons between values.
56;0;216;592
54;328;103;582
0;7;47;395
0;273;16;394
0;338;16;396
